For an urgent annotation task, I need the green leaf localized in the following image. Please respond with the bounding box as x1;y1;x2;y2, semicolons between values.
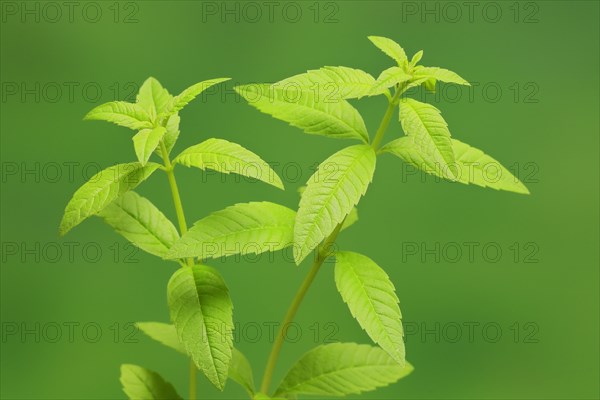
294;145;376;265
229;348;255;397
342;207;359;231
133;126;167;165
59;162;160;236
136;77;173;118
450;139;530;193
381;136;451;179
277;66;376;99
410;50;424;67
404;76;431;91
381;137;530;194
120;364;182;400
166;202;295;260
167;264;233;390
98;191;179;258
136;322;185;354
335;252;405;364
235;84;369;143
399;98;456;177
274;343;414;397
161;78;230;117
368;36;408;68
84;101;153;130
298;185;358;232
423;78;437;93
369;67;412;96
413;66;469;86
173;138;284;189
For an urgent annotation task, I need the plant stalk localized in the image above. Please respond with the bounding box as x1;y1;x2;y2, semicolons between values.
371;86;404;150
188;358;197;400
159;141;197;400
260;85;404;395
159;142;193;267
260;221;345;394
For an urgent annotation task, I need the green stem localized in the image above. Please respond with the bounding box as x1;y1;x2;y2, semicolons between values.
189;358;197;400
160;144;189;236
371;86;403;150
159;142;193;267
260;84;404;395
260;221;345;395
159;141;196;400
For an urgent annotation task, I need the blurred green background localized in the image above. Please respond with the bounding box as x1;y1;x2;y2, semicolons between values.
1;1;598;399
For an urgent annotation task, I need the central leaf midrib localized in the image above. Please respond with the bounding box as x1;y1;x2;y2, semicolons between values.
172;270;225;386
177;224;290;256
268;87;368;141
177;151;255;171
403;100;452;166
343;262;396;350
299;147;371;254
278;360;396;395
112;202;174;250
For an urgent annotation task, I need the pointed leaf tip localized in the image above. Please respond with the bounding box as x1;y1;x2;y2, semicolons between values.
293;145;376;264
120;364;182;399
173;138;285;190
167;265;233;390
274;343;413;397
59;163;160;236
335;251;405;364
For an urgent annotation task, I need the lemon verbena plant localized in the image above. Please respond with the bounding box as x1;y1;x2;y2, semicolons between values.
234;36;529;399
60;37;529;400
59;77;296;400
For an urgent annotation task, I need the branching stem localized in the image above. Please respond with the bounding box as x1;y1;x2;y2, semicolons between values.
371;86;404;150
259;221;345;394
159;140;196;399
260;83;403;395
